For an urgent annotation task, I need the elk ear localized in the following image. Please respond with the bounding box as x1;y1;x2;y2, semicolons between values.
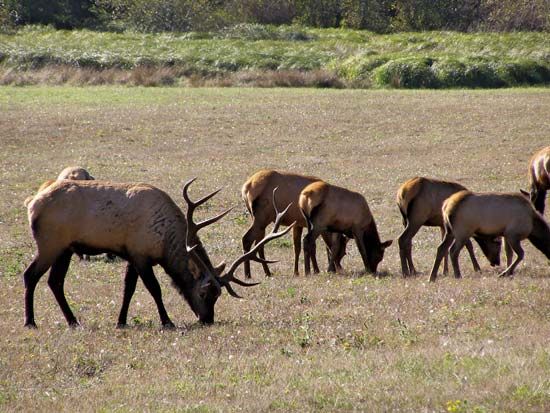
381;240;393;249
214;261;226;275
520;189;529;197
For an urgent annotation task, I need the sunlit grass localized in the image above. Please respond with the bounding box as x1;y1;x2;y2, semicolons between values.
0;26;548;87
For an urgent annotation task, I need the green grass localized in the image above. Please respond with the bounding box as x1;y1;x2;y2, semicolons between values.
0;25;548;87
0;87;549;411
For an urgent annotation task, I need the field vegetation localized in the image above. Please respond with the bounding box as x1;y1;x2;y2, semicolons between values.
0;87;549;411
0;26;548;88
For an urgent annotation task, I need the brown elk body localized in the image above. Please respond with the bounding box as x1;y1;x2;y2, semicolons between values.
430;191;550;281
397;177;501;276
299;181;392;274
22;179;292;328
526;146;550;214
241;170;347;276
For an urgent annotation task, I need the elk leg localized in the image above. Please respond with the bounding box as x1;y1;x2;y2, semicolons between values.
23;255;55;328
310;241;320;274
398;221;421;277
499;237;524;277
504;239;514;267
292;225;303;276
321;232;335;273
303;229;320;275
332;234;348;273
429;230;454;282
465;239;481;272
135;263;175;328
242;225;257;279
449;237;467;279
117;264;139;328
47;250;79;327
322;232;342;273
440;227;450;275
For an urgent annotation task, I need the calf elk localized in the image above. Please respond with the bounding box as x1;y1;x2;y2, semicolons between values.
241;169;347;276
430;191;550;281
22;178;293;328
397;177;501;276
299;181;392;274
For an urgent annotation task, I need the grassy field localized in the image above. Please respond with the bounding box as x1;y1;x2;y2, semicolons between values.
1;86;550;412
0;26;549;87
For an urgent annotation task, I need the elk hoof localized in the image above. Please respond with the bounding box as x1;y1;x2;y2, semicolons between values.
162;322;176;330
24;321;37;329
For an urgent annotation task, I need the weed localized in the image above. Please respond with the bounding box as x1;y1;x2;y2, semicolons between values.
293;313;313;348
393;318;418;345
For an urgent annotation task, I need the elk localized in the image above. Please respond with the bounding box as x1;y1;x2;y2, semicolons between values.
241;169;348;277
430;191;550;281
24;166;95;207
299;180;392;275
397;177;501;276
525;146;550;214
22;178;293;328
57;166;95;181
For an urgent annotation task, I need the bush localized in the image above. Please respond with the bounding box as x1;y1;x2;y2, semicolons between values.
373;57;437;88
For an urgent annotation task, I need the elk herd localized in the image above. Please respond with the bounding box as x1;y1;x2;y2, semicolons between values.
20;146;550;328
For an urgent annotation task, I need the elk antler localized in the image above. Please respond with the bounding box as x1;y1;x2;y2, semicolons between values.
218;187;295;296
183;178;233;248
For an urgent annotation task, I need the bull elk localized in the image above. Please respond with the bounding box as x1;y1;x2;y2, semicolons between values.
524;146;550;214
397;177;501;276
430;191;550;281
241;169;347;276
22;178;293;328
299;180;392;275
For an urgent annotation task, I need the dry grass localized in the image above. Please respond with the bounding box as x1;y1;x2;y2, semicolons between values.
0;87;549;412
0;66;345;88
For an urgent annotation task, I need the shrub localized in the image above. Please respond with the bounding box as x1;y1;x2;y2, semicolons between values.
373;57;437;88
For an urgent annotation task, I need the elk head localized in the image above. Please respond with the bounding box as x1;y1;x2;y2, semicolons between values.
183;179;294;324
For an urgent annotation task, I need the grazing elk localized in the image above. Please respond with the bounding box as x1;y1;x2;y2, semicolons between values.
241;169;348;277
24;166;95;207
22;178;293;328
57;166;95;181
430;191;550;281
397;177;501;276
299;181;392;275
524;146;550;214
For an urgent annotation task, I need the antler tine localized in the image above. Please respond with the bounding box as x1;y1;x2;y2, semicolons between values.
221;221;296;283
271;187;292;233
182;177;197;202
195;207;234;231
182;178;229;247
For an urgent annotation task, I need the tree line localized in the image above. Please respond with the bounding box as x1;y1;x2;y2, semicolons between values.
2;0;549;33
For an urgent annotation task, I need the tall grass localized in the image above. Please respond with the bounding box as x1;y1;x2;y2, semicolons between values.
0;25;548;88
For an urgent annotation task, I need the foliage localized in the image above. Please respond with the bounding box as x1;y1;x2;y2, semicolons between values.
2;0;549;33
1;26;548;88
